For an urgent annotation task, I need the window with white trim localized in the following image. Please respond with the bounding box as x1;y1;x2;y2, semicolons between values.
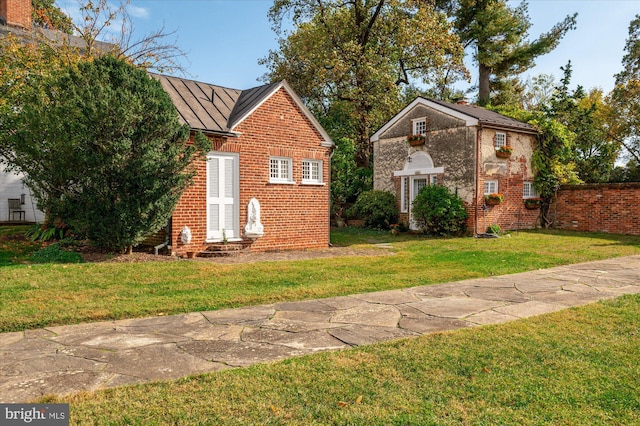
494;132;507;149
484;180;498;195
413;118;427;135
302;160;323;184
430;175;438;185
269;157;293;183
523;182;539;198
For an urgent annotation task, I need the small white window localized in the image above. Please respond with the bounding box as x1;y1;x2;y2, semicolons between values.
430;175;438;185
413;118;427;135
523;182;539;198
270;157;293;183
302;160;323;184
495;132;507;149
484;180;498;195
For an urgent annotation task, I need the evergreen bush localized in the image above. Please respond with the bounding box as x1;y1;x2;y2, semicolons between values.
347;190;398;229
412;185;468;236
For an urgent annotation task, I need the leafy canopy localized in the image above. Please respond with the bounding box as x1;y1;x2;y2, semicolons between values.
0;55;210;252
262;0;466;166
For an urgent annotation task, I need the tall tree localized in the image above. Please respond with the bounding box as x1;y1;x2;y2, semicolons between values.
262;0;467;167
610;14;640;165
443;0;576;105
545;63;619;183
0;56;210;252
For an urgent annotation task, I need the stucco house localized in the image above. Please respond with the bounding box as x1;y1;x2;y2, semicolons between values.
371;97;539;234
154;75;334;255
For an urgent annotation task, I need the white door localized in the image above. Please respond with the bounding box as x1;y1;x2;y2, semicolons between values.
409;176;428;230
207;153;239;241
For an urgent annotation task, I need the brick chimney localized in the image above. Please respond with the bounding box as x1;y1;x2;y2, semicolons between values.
0;0;32;29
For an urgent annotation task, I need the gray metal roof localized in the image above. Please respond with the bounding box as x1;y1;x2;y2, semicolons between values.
152;73;243;134
0;24;112;52
425;98;536;133
152;75;333;147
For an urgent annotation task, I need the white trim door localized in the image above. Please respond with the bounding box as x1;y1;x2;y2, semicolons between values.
206;153;239;241
409;175;429;230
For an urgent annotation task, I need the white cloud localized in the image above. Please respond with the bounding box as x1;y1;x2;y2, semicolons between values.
127;5;150;19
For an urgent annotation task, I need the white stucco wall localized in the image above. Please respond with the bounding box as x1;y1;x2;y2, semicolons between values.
0;164;45;223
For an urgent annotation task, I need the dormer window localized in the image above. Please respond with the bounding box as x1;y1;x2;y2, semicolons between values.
413;118;428;136
494;132;507;149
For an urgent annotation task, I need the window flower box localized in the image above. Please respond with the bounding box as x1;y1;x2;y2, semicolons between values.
485;193;504;206
496;145;513;159
407;134;426;146
524;197;542;209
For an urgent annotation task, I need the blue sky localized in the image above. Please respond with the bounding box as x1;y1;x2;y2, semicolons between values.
58;0;639;94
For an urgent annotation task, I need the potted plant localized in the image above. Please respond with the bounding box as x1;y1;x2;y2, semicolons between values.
524;197;542;209
390;223;400;235
407;134;426;146
496;145;513;158
485;193;504;206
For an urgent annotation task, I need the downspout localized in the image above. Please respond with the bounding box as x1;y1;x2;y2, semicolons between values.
474;127;482;236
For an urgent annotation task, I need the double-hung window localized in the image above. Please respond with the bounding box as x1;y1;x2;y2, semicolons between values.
484;180;498;195
302;160;323;184
494;132;507;149
523;182;539;198
270;157;293;183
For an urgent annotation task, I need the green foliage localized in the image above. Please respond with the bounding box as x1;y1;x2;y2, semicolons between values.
544;63;619;183
25;224;65;242
347;190;398;229
330;138;372;220
444;0;576;105
29;243;83;264
487;223;502;235
611;14;640;166
262;0;466;166
411;185;468;236
1;56;209;252
32;0;73;33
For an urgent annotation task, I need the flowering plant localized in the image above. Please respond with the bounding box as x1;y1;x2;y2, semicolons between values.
485;193;504;204
496;145;513;154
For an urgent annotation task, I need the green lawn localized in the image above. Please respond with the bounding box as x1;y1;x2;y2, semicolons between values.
49;295;640;425
1;227;639;332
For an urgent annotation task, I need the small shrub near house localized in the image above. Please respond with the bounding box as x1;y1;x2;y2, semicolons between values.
412;185;468;236
347;190;398;229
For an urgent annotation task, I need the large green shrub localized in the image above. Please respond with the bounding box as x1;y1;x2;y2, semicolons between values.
412;185;468;236
347;190;398;229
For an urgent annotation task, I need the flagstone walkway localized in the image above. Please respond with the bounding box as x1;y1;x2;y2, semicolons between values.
1;255;639;403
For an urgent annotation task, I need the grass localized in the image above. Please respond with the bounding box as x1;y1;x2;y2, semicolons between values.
46;294;640;425
1;227;639;332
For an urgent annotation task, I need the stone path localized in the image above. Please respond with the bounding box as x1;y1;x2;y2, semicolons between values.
1;255;639;403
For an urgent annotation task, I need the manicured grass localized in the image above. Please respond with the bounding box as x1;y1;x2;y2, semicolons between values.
48;295;640;425
1;228;639;332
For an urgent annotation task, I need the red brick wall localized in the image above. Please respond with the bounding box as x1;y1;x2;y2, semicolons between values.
473;156;541;233
171;88;331;255
0;0;31;28
550;183;640;236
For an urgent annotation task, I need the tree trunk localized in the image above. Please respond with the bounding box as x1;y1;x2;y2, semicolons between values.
478;63;491;106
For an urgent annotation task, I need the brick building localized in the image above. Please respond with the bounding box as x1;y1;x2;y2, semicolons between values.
371;97;539;235
154;75;334;255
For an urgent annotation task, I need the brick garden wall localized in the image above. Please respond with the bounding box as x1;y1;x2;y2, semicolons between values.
550;183;640;236
170;88;331;256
